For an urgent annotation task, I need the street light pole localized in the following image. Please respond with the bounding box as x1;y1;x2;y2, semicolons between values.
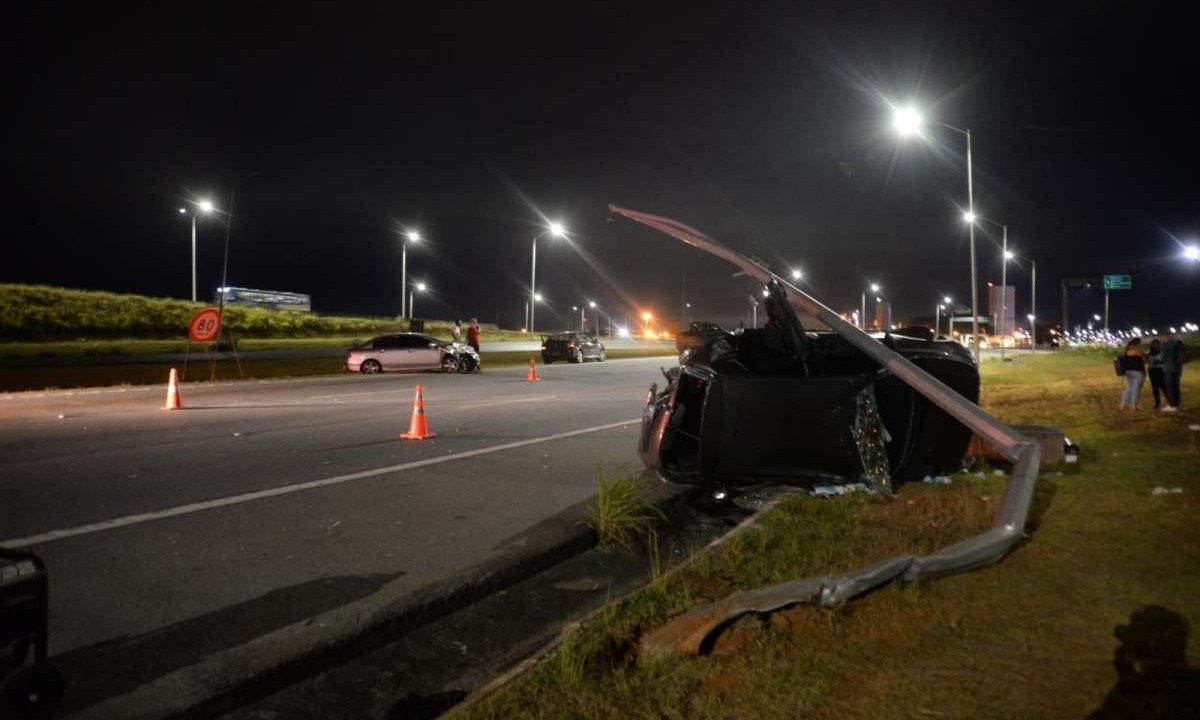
529;221;567;334
410;282;427;319
1001;225;1007;359
1104;289;1110;332
179;199;214;302
862;283;880;330
1030;259;1037;349
190;213;198;302
401;231;422;319
530;234;537;333
965;128;980;364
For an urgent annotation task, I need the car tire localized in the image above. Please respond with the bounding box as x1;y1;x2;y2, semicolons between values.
598;350;606;362
441;356;459;373
573;350;583;364
360;359;382;374
542;354;552;364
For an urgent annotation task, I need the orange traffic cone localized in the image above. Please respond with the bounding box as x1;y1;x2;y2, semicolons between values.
400;384;436;440
525;357;540;382
163;367;183;410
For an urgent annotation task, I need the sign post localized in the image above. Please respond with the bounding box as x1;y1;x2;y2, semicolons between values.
1101;275;1132;331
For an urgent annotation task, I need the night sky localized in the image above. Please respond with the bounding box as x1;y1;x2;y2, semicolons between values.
9;1;1199;332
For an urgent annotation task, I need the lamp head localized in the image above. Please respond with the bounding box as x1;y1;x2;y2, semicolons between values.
893;106;923;137
198;199;215;214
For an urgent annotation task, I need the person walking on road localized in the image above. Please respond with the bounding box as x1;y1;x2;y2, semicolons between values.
1159;332;1189;412
451;318;463;343
1146;338;1166;410
1119;337;1146;410
466;317;481;355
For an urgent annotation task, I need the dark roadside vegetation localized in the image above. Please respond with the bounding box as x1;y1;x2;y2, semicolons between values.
0;284;673;391
455;352;1199;719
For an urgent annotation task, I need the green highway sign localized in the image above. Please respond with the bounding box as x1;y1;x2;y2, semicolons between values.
1103;274;1132;290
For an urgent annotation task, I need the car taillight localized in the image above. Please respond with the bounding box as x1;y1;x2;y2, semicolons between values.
567;341;576;348
540;345;546;350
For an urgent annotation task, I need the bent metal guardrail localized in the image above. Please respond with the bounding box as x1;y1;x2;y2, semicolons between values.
608;205;1040;657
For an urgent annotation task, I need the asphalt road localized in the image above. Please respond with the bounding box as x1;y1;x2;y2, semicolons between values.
0;357;670;709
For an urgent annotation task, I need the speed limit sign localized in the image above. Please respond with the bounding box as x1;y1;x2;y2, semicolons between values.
188;308;222;343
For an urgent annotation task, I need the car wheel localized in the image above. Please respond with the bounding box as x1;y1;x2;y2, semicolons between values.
573;350;583;364
598;350;606;362
360;359;382;374
441;355;460;373
542;354;552;364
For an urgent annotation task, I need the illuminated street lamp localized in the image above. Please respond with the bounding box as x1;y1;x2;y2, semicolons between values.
892;106;923;136
410;281;427;318
894;105;980;362
861;282;880;331
588;300;600;335
976;218;1012;359
790;268;803;281
936;296;953;337
178;199;215;302
1185;244;1200;262
400;230;421;319
530;221;567;333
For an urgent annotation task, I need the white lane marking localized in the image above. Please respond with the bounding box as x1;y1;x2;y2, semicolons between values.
305;387;418;400
451;396;556;411
1;418;639;548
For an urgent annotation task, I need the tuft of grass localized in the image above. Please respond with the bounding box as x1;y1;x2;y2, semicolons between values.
585;468;666;551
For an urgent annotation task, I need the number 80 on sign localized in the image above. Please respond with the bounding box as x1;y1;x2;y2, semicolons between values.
188;308;222;343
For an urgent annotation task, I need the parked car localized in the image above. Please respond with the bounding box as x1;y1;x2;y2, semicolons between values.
346;333;480;374
541;332;606;363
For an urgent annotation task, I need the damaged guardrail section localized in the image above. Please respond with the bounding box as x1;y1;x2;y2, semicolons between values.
608;205;1040;658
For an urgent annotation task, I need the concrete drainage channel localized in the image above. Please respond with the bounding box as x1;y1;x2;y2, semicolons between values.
211;485;800;720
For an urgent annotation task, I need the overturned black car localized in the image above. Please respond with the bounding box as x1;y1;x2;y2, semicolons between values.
640;280;978;494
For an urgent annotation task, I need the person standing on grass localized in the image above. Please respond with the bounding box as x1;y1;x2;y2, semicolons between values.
1160;332;1185;412
1146;338;1166;410
466;317;481;355
451;318;463;343
1119;337;1146;410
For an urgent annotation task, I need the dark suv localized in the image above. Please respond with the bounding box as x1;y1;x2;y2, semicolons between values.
541;332;606;364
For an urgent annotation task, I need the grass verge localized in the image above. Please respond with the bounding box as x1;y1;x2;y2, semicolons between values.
454;351;1200;719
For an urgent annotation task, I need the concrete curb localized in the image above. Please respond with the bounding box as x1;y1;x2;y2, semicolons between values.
63;497;606;720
